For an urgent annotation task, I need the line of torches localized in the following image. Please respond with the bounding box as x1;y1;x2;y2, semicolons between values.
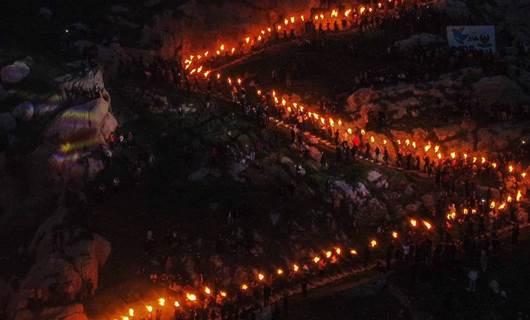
112;217;436;320
112;1;526;318
183;0;406;72
186;62;529;190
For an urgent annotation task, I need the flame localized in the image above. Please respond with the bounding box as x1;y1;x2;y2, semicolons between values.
463;208;469;215
522;172;527;178
481;157;486;164
158;298;165;306
490;201;496;209
277;268;284;275
320;13;324;19
258;273;265;281
267;27;272;32
231;47;235;54
338;119;342;126
335;247;342;255
509;165;514;173
329;118;335;127
472;156;477;164
313;256;321;264
370;136;375;143
277;25;282;31
424;145;431;152
412;141;417;149
122;317;129;320
410;219;417;227
216;73;221;79
257;90;262;95
293;264;300;272
220;44;225;51
186;293;197;302
507;195;513;203
325;250;332;258
370;240;377;248
174;301;180;308
492;162;497;169
128;308;134;317
258;35;262;41
331;9;338;17
405;139;410;146
237;78;242;85
345;9;352;17
314;14;319;20
350;249;358;255
245;37;250;44
290;16;295;23
241;284;248;291
498;202;506;210
204;286;212;295
220;291;227;297
516;190;522;202
347;128;352;135
423;221;432;230
383;139;388;145
360;6;366;14
281;98;286;106
146;305;153;313
434;145;440;153
450;152;456;159
464;153;468;160
392;231;398;239
361;129;366;135
300;15;305;21
284;18;289;25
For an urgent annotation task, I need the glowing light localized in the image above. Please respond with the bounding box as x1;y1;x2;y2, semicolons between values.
347;128;352;135
325;250;332;258
516;190;522;202
410;219;417;227
335;247;342;255
450;152;456;159
370;136;375;143
313;256;321;264
174;301;180;308
220;291;227;297
146;305;153;313
423;221;432;230
370;240;377;248
434;145;440;153
158;298;165;307
128;308;134;317
258;273;265;281
290;16;295;23
245;37;250;44
241;284;248;291
186;293;197;302
277;268;284;275
392;231;398;239
509;165;514;173
350;249;358;255
293;264;300;272
204;287;212;295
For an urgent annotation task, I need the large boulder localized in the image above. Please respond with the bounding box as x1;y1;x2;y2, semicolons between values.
346;88;379;113
395;33;443;51
46;98;118;145
56;69;105;92
1;61;30;84
472;76;530;106
12;102;34;122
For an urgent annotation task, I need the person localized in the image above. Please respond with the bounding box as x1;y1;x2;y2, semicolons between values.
467;268;478;292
